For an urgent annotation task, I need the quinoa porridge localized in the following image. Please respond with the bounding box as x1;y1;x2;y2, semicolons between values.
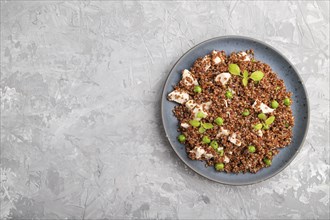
167;50;294;173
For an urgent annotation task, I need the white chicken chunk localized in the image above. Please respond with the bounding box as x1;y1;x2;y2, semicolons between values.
215;72;231;86
182;69;198;86
237;51;251;61
252;99;275;114
228;132;242;146
168;90;190;104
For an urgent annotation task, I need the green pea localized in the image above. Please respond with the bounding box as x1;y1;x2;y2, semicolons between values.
178;134;186;143
214;117;224;126
217;149;224;156
284;98;291;106
202;136;211;144
210;141;218;150
285;123;289;128
225;90;233;99
215;163;225;171
275;86;281;91
258;113;267;120
248;145;256;153
194;85;202;93
263;158;272;166
242;109;250;116
196;111;206;118
271;100;279;109
189;120;200;127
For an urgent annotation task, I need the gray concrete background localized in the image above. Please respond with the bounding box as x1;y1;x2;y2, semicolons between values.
0;1;329;219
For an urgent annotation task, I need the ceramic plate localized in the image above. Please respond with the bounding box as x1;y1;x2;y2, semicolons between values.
161;36;309;185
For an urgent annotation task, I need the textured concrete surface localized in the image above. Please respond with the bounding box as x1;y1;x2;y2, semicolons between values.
0;1;329;219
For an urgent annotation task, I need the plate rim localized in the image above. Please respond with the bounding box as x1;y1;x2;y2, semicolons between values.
161;35;310;186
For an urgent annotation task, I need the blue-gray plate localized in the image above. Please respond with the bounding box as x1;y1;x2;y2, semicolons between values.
161;36;309;185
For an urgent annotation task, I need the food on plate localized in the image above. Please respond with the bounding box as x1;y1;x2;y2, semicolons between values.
167;50;294;173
